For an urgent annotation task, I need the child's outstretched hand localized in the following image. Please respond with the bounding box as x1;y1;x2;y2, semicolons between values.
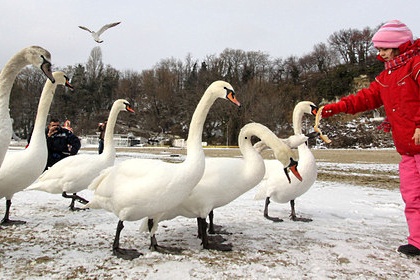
412;128;420;145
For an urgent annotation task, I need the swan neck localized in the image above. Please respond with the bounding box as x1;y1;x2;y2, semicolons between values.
239;123;278;159
292;108;304;135
28;81;56;147
186;89;215;154
238;125;257;158
102;105;120;155
0;50;29;112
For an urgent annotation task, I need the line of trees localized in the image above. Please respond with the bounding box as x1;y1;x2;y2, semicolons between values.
8;25;385;146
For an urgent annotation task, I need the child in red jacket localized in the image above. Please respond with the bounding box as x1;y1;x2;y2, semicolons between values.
321;19;420;256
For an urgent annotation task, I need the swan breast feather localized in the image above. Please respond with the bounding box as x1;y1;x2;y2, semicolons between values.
87;158;189;215
0;150;46;197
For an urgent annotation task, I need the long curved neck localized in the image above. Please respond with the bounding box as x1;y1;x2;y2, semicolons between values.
292;107;304;135
28;81;56;147
186;88;216;155
102;105;120;156
238;124;259;159
0;49;30;116
241;123;281;157
238;123;268;175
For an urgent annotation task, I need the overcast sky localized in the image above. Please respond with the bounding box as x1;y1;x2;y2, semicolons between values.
1;0;420;72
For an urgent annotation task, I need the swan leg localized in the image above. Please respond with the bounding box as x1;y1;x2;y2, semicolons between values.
289;200;312;222
112;220;142;260
208;210;215;234
196;217;205;239
148;219;159;251
147;218;183;254
263;197;283;223
62;192;89;211
207;210;231;235
198;217;232;251
1;199;26;226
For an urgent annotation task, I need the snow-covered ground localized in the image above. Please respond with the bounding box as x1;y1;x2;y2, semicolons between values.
1;149;419;279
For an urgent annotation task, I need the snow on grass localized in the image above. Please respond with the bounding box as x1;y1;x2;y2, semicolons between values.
0;151;419;279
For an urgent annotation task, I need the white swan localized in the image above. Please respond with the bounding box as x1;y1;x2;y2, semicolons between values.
28;99;135;210
254;101;318;222
142;122;304;251
84;80;241;260
78;22;121;43
0;46;55;169
0;72;72;225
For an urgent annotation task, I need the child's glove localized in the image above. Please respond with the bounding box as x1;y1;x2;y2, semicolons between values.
377;117;391;132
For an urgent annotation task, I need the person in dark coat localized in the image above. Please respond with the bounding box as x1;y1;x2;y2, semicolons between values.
45;118;81;170
97;121;107;154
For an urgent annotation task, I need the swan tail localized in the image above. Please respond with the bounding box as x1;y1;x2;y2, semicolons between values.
253;180;268;200
139;215;161;236
139;218;150;232
87;166;112;191
27;180;62;194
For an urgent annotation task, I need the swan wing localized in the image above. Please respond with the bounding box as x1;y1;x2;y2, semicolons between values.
29;154;112;194
85;158;181;217
281;134;308;148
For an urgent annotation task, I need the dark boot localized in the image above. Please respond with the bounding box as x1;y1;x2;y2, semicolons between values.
397;244;420;256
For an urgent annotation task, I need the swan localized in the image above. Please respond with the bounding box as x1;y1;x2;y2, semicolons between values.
78;22;121;43
0;72;72;225
28;99;135;211
0;46;55;169
254;101;318;222
142;122;304;251
84;80;241;260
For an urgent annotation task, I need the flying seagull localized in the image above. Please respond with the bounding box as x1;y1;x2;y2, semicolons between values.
78;22;121;43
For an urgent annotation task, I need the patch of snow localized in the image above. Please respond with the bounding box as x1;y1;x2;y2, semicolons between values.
0;151;419;279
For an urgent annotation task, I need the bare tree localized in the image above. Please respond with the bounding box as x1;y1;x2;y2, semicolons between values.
86;46;104;82
328;27;375;64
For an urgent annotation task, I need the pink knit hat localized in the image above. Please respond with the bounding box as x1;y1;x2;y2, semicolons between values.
372;20;413;48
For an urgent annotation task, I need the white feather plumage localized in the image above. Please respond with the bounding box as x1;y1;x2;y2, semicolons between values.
254;101;318;222
0;46;54;169
28;99;134;210
0;72;71;224
141;122;301;251
85;81;240;259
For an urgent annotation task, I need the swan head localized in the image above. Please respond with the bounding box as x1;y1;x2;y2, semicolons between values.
24;46;55;83
51;71;74;91
295;101;318;116
284;158;303;183
114;99;135;113
209;81;241;107
271;144;302;183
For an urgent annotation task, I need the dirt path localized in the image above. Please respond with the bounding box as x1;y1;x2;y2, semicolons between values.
104;146;401;164
83;146;402;190
311;148;401;164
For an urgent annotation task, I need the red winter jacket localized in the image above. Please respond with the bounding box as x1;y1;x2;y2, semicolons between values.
322;39;420;155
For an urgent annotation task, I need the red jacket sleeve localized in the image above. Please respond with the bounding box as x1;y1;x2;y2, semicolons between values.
322;80;383;118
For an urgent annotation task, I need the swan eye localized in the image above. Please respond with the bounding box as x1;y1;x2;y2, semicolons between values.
310;104;318;115
224;87;234;96
40;55;49;66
